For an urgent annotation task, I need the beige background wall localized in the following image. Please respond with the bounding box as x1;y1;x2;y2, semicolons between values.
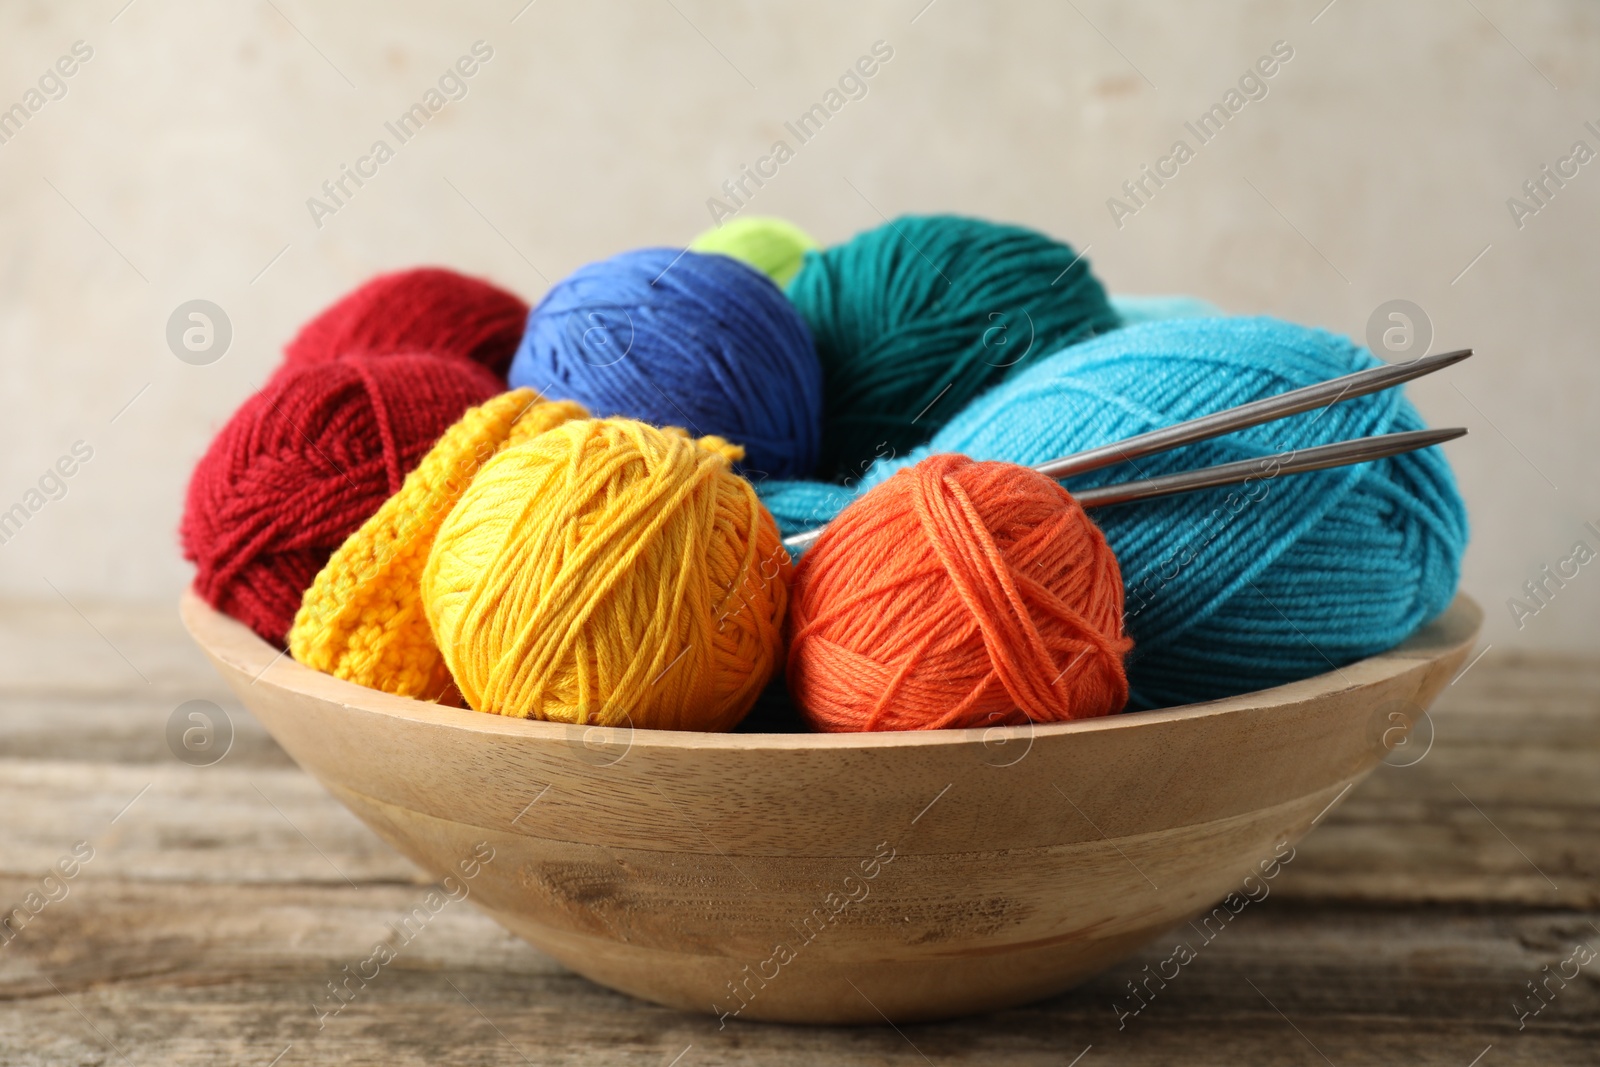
0;0;1595;651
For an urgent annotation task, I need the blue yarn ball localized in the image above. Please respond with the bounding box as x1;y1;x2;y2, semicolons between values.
759;317;1468;710
508;248;822;479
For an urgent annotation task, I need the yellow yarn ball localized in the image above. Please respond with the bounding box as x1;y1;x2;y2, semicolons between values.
289;389;586;701
422;418;791;731
689;216;818;288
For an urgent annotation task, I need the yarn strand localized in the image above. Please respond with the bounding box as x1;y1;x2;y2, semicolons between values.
789;454;1131;732
424;419;789;731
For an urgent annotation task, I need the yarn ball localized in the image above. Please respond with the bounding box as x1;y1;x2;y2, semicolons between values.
284;267;528;378
760;317;1468;710
690;216;819;288
788;454;1131;732
785;214;1120;481
182;353;503;647
289;388;586;700
508;249;823;479
422;418;791;731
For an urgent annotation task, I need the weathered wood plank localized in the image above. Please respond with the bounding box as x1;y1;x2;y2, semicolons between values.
1273;654;1600;908
0;762;421;884
0;690;296;767
0;600;219;695
1;882;1594;1065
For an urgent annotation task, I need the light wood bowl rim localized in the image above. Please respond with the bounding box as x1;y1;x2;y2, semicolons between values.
180;588;1483;751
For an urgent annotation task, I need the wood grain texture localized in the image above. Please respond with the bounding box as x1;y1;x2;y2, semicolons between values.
177;593;1482;1022
1;601;1596;1062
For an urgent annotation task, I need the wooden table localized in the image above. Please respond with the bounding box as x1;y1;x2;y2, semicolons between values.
2;602;1596;1065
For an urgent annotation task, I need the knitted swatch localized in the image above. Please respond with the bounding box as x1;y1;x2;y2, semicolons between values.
289;389;585;700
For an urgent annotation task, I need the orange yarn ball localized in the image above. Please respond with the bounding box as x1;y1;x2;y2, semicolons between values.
787;454;1133;732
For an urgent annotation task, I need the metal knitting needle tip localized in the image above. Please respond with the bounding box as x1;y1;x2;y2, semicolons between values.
783;524;826;553
779;427;1467;551
1032;348;1472;482
779;351;1472;552
1071;427;1467;509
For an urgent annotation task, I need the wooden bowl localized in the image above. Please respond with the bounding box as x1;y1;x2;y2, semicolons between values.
181;590;1480;1024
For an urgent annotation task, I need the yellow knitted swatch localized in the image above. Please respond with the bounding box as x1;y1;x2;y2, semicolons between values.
422;417;790;731
289;389;585;700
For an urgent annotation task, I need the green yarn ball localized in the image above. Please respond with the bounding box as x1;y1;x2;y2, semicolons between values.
689;216;819;289
786;214;1120;481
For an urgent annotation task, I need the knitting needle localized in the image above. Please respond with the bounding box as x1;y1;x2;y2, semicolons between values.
1069;427;1466;508
1033;348;1471;481
780;427;1465;551
780;352;1470;551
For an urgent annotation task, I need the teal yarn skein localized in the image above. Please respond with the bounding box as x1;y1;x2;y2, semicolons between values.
786;214;1120;481
758;317;1468;710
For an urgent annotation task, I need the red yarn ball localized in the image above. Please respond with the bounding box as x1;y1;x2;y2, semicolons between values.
787;454;1133;732
283;267;528;378
181;353;502;646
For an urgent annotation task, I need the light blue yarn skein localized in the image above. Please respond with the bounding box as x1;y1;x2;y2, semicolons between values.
759;317;1468;710
508;248;823;479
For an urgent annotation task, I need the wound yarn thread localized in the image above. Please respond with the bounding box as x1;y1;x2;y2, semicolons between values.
289;388;586;700
788;454;1131;732
762;316;1468;710
284;267;528;378
785;214;1121;481
422;418;790;732
690;216;819;288
509;248;823;480
182;352;503;646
